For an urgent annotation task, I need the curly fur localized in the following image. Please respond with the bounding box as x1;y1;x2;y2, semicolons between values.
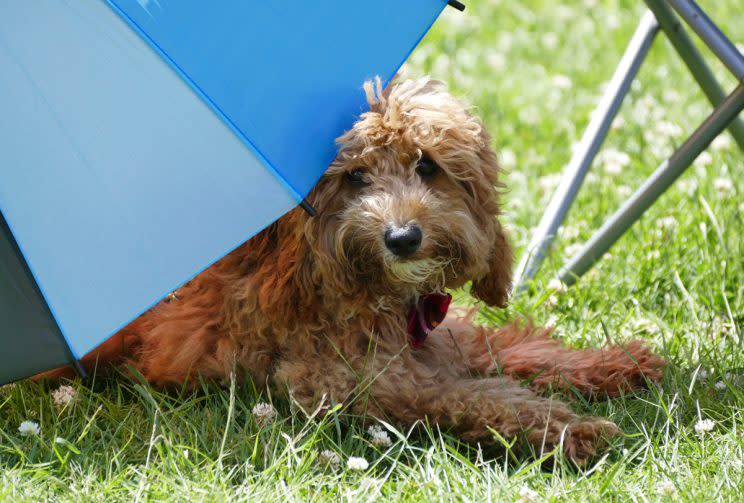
44;78;664;464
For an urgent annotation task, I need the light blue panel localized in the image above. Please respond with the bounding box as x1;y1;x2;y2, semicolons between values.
0;0;296;357
109;0;447;195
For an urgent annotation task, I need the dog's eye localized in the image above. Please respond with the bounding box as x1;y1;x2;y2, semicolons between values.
416;157;439;178
345;168;369;187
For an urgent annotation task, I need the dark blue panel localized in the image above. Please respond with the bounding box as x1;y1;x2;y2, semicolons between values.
0;212;71;384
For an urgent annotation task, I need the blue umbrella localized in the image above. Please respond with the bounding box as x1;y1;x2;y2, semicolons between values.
0;0;462;384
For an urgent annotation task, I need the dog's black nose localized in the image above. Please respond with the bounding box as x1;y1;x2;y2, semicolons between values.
384;225;422;257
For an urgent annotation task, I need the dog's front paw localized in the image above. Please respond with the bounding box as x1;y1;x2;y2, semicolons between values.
562;418;621;465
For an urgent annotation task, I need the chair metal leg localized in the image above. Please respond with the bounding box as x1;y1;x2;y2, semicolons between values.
558;84;744;285
513;11;659;290
667;0;744;80
644;0;744;150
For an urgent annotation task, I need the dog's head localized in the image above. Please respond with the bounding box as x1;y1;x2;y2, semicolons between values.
304;78;512;307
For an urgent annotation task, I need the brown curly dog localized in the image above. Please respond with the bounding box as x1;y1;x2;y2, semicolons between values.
46;78;663;464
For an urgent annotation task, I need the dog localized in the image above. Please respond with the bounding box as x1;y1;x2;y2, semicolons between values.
46;78;663;463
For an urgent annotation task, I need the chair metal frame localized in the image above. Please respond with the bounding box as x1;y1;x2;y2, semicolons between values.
514;0;744;289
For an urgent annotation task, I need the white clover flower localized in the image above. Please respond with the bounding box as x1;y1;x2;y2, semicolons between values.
712;316;732;337
541;32;559;50
611;115;625;130
678;178;698;196
547;278;567;294
658;480;676;496
656;121;682;138
485;50;506;71
499;149;517;169
711;134;732;151
52;385;77;407
564;242;583;258
1;383;16;394
694;418;715;434
713;177;733;198
714;381;726;390
617;185;632;197
558;224;581;240
317;450;341;468
18;420;40;436
517;486;538;503
599;148;631;176
632;317;659;335
347;456;369;471
647;250;661;260
251;402;277;426
603;162;623;176
662;89;681;103
693;151;713;168
538;173;562;193
551;74;572;90
656;216;677;231
367;424;383;436
367;425;392;448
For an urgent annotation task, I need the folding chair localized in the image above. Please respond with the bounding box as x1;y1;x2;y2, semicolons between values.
514;0;744;290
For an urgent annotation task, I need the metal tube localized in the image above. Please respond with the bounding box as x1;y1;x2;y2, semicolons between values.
666;0;744;80
644;0;744;150
558;84;744;285
513;11;659;290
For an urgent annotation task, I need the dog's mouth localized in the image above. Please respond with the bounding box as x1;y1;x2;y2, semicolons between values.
335;218;465;293
385;257;449;288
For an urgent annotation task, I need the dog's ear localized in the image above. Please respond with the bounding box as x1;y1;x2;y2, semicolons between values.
468;127;513;308
470;222;513;308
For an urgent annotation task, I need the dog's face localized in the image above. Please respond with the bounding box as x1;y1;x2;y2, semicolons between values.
307;78;512;307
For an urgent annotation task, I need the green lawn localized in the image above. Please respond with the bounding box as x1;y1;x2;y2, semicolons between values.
2;1;743;500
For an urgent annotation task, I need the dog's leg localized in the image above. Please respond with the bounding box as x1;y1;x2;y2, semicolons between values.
437;311;664;397
378;361;620;463
274;348;619;464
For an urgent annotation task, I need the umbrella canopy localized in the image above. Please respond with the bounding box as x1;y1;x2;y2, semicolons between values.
0;0;454;384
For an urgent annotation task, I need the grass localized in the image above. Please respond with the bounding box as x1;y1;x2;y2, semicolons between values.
2;0;743;500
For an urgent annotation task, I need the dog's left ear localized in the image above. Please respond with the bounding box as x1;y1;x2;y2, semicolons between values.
467;128;513;308
471;222;513;308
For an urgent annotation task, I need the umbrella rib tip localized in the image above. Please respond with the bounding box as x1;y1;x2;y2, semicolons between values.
300;199;317;217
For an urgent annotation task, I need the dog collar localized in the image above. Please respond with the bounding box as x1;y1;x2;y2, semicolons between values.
406;292;452;348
